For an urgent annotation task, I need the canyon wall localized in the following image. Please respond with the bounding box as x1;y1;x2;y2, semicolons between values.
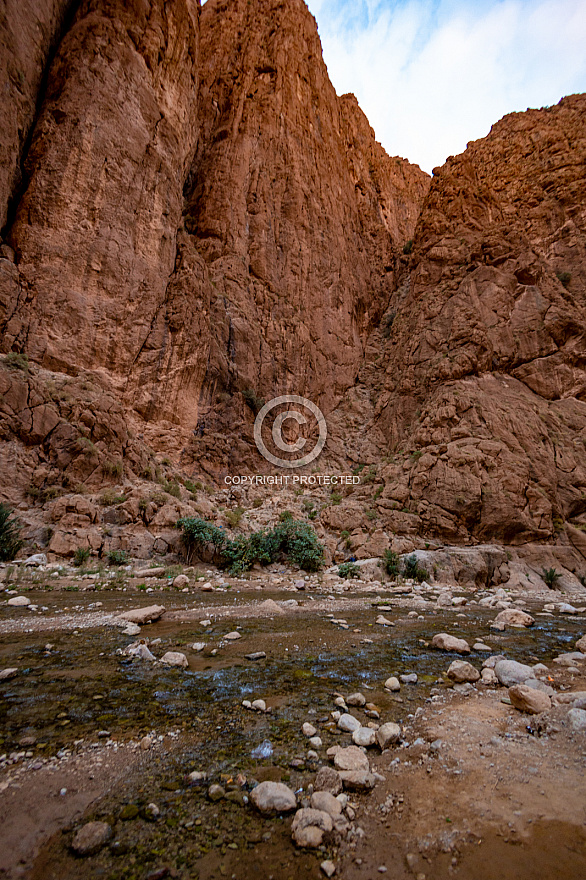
0;0;585;557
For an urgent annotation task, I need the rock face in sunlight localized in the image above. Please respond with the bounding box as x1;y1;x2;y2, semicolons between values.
0;0;585;563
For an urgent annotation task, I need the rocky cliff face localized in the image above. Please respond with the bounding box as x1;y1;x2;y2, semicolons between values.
0;0;585;566
345;95;586;547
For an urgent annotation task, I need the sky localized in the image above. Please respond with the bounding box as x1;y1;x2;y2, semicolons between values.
304;0;586;172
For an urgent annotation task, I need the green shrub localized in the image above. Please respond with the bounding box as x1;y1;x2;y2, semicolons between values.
362;465;377;484
542;567;561;589
374;486;383;500
279;510;293;522
184;480;199;495
338;561;360;579
308;508;318;520
0;504;23;562
403;239;413;255
252;498;263;508
107;549;129;566
365;507;378;521
177;516;324;573
4;352;29;372
73;547;90;567
403;553;427;583
382;549;400;577
225;507;245;527
177;517;226;564
161;480;181;498
99;490;126;506
102;459;123;478
330;492;342;505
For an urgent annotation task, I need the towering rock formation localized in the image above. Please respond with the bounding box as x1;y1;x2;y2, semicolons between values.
354;95;586;544
0;0;585;560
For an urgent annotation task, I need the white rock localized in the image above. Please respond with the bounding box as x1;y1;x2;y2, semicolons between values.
494;659;534;687
384;676;401;692
24;553;47;566
291;808;333;847
337;714;361;733
447;660;480;683
251;699;267;712
122;623;141;636
0;668;18;681
7;596;30;607
493;608;534;628
223;631;241;640
333;746;369;772
346;692;366;707
309;736;323;748
568;708;586;731
431;633;470;654
352;727;376;747
302;722;317;737
192;642;206;652
251;781;297;815
376;615;394;626
173;574;189;589
159;651;188;668
321;859;336;877
311;791;342;817
117;605;165;625
376;722;401;749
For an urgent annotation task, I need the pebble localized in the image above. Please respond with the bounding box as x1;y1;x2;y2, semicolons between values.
309;736;323;748
291;808;333;847
494;659;534;687
431;633;470;654
159;651;188;668
346;692;366;707
447;660;480;683
314;766;343;795
508;685;551;715
473;643;492;652
208;784;225;801
0;668;18;681
334;746;369;772
384;676;401;691
352;727;376;747
377;722;401;749
321;860;336;877
338;714;361;733
192;642;206;652
223;631;241;640
376;615;394;626
251;781;297;815
400;673;418;684
245;651;266;660
251;699;267;712
302;722;317;737
70;821;112;856
568;708;586;731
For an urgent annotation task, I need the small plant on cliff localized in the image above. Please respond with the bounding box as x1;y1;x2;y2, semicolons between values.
330;491;342;505
382;549;401;578
542;567;561;589
73;547;90;568
4;352;29;372
279;510;294;522
403;553;427;583
102;459;123;478
402;239;413;255
338;561;360;579
556;271;571;288
0;504;23;562
242;388;265;415
226;507;245;527
107;549;129;566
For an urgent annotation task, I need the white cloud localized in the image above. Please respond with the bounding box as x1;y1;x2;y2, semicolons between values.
306;0;586;172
